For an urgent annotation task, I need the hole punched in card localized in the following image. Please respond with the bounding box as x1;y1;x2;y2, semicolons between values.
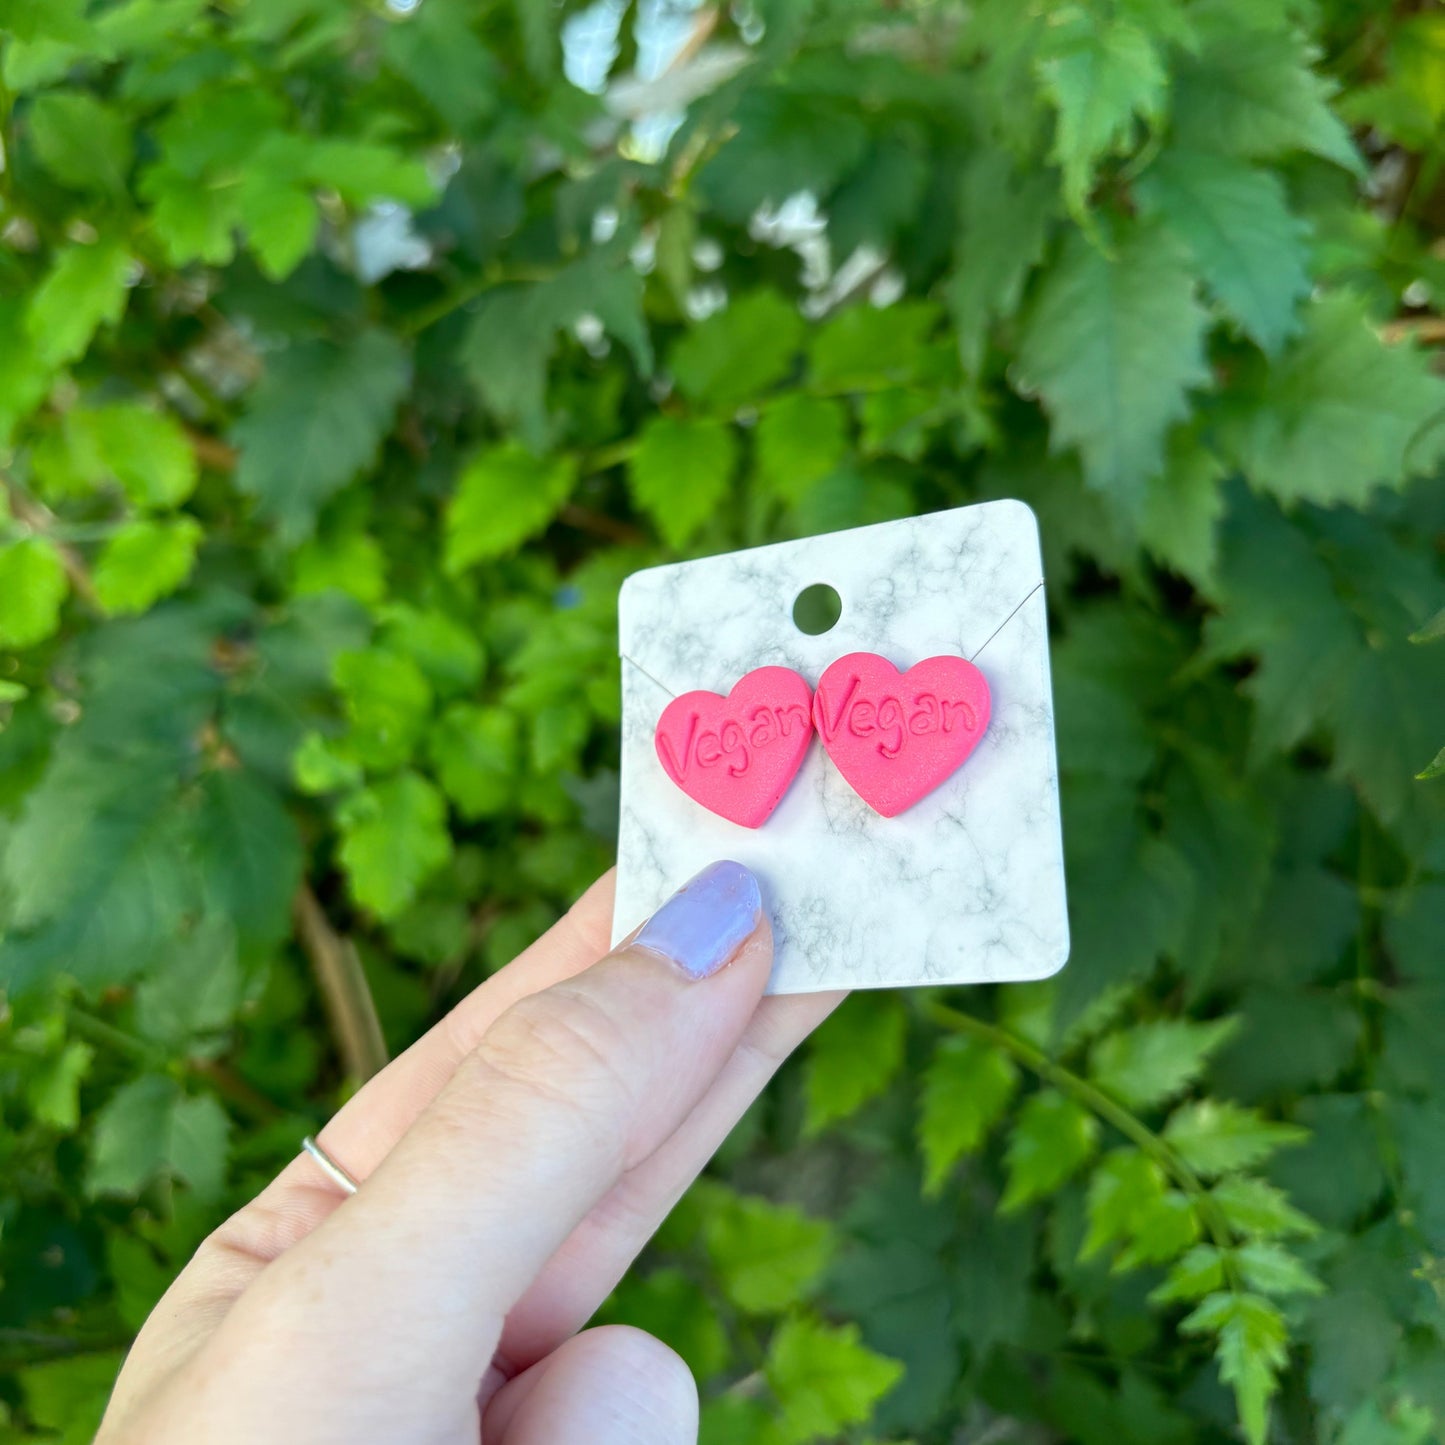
612;500;1070;995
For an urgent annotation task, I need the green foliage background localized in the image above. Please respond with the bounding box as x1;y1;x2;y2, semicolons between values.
2;0;1445;1440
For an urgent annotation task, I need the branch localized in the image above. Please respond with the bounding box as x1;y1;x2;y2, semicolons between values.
294;884;389;1082
2;476;102;610
927;1002;1240;1276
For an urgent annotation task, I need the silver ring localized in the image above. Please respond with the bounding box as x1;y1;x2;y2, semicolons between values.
301;1135;360;1196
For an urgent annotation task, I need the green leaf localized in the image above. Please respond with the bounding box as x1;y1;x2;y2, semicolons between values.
28;91;132;193
1182;1291;1288;1445
755;394;848;504
628;415;738;549
0;536;69;648
93;516;203;615
670;291;805;411
1419;745;1445;781
1151;1244;1226;1304
293;731;363;795
382;606;484;698
194;768;303;960
1038;11;1166;215
809;300;942;394
1136;148;1311;354
27;237;133;368
81;404;199;509
292;530;388;605
702;1188;836;1314
332;646;433;772
802;994;905;1136
428;703;520;819
1081;1147;1167;1260
337;771;453;920
1001;1089;1100;1211
1173;20;1361;171
27;1041;95;1132
445;443;576;571
764;1314;904;1445
1163;1101;1307;1177
1235;1241;1324;1297
1411;606;1445;643
0;0;91;42
232;330;411;539
1139;433;1226;588
948;149;1057;376
134;917;243;1044
1223;294;1445;506
1211;1175;1319;1239
1017;223;1209;518
88;1074;230;1201
917;1035;1019;1194
1089;1017;1239;1109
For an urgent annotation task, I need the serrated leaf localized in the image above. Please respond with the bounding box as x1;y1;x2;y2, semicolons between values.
429;703;519;819
93;516;203;616
1038;11;1166;215
948;149;1057;376
1137;148;1311;354
337;771;452;920
194;768;302;959
1114;1190;1201;1269
1089;1017;1239;1109
1140;432;1226;587
1235;1241;1324;1297
764;1314;904;1445
803;994;905;1136
755;393;848;504
0;537;69;648
292;530;388;605
134;917;242;1044
1182;1291;1288;1445
918;1035;1019;1194
27;237;132;368
28;92;132;193
1173;22;1360;171
1151;1243;1226;1304
445;443;576;571
1001;1089;1100;1211
1164;1100;1307;1177
232;330;411;540
88;1074;230;1201
1224;295;1445;506
1017;223;1209;518
1212;1175;1319;1239
628;414;737;549
702;1189;835;1314
1081;1147;1167;1259
670;291;804;411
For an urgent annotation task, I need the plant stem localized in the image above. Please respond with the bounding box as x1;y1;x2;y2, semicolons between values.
294;884;389;1082
926;1002;1239;1266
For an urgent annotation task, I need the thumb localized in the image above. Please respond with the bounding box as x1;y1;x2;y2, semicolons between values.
206;861;770;1433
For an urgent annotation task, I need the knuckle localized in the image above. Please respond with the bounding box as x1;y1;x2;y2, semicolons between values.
463;985;639;1154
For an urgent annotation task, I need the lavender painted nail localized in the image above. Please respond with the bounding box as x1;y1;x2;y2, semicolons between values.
632;861;763;979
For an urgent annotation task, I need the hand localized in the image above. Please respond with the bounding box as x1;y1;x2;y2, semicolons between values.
96;862;841;1445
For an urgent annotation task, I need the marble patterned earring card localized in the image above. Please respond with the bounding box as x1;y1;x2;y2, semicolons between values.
611;500;1070;995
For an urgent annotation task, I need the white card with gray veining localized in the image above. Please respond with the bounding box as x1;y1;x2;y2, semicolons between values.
611;501;1070;994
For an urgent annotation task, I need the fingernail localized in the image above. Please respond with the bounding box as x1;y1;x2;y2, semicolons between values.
632;860;763;979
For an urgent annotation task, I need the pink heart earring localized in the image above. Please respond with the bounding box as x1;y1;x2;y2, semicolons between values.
654;666;814;827
813;652;991;816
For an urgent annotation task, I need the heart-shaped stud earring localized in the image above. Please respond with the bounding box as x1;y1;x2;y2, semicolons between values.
813;652;991;817
654;666;814;827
